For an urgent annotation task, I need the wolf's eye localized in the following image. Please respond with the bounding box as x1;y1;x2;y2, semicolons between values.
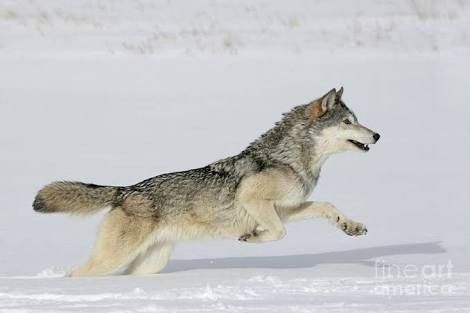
343;119;352;125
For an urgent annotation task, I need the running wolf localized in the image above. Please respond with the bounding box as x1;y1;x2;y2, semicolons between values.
33;87;380;276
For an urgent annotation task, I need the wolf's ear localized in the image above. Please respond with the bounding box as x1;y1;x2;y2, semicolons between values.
306;88;337;119
321;88;337;112
336;86;343;100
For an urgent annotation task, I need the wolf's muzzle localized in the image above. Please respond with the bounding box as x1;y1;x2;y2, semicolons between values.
373;133;381;143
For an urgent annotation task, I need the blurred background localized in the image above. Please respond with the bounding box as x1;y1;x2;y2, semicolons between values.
1;0;469;276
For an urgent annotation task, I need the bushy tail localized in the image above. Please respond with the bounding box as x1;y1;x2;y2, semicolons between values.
33;182;119;215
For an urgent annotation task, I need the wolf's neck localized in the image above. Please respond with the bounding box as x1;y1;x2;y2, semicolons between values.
276;138;328;183
245;119;328;183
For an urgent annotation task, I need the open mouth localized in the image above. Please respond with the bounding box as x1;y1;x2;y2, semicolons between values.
348;139;370;151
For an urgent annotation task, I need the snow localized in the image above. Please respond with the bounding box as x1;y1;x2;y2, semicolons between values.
1;0;470;55
1;0;470;312
1;268;470;312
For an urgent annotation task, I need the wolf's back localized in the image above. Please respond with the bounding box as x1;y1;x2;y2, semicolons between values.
33;182;119;215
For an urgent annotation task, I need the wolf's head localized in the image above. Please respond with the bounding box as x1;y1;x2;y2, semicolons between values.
245;87;380;168
304;87;380;156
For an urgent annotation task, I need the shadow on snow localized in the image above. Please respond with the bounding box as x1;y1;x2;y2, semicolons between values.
164;242;445;273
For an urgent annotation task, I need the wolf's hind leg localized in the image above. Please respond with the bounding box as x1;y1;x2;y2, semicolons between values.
282;201;367;236
70;208;157;277
126;242;174;275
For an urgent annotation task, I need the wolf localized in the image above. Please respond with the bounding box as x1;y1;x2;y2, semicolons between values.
33;87;380;277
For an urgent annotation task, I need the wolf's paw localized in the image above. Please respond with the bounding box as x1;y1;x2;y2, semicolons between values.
337;218;367;236
238;233;254;242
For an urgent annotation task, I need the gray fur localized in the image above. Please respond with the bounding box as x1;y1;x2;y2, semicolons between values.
35;98;353;218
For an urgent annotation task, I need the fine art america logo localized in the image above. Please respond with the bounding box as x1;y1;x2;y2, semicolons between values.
373;259;454;296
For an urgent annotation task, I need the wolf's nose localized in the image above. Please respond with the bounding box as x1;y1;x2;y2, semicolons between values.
373;133;381;142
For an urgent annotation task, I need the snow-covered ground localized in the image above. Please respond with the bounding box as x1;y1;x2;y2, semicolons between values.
1;0;470;55
2;268;470;312
1;1;470;312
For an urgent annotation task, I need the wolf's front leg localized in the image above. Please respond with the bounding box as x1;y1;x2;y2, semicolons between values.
238;199;286;243
282;201;367;236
